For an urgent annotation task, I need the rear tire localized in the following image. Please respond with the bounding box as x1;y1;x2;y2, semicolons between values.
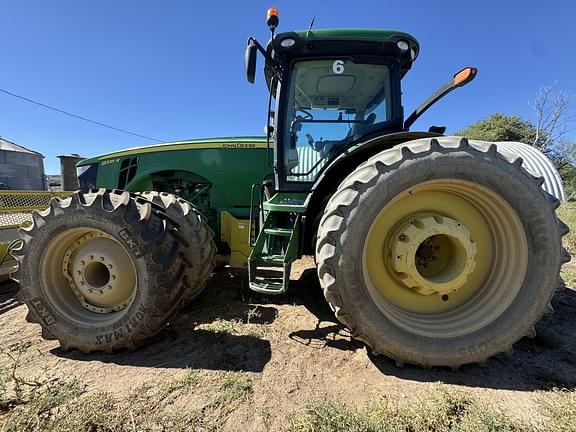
14;189;187;353
316;137;569;367
135;191;216;306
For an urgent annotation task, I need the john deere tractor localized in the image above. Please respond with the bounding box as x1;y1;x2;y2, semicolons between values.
13;9;569;367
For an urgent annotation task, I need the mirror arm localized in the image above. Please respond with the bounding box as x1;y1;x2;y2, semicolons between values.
248;37;280;69
404;81;454;130
404;67;477;130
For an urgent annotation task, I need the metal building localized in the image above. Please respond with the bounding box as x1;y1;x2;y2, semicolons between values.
0;138;46;190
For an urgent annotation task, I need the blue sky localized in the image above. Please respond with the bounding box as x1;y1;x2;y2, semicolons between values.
1;0;574;174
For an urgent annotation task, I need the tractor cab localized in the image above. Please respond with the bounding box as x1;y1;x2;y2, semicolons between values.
247;27;419;190
244;8;478;294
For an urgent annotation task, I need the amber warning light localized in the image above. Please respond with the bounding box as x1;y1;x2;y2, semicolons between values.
453;67;477;87
267;7;279;31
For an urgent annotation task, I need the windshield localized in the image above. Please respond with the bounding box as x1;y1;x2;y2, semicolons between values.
283;59;392;182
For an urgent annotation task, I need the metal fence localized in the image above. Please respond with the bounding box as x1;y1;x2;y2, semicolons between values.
0;191;73;278
0;191;72;229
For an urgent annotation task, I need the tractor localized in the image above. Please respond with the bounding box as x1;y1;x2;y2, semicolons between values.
13;8;569;368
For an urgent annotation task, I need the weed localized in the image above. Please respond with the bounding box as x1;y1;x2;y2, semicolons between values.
246;305;262;324
201;318;240;334
562;264;576;289
0;343;45;412
154;368;200;402
538;389;576;432
3;378;84;432
558;202;576;254
200;315;267;338
289;390;518;432
213;372;253;407
0;345;207;432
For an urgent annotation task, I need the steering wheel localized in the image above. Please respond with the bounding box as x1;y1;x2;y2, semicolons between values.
305;133;316;149
297;109;313;120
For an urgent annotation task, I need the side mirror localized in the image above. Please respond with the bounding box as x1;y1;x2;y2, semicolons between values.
245;40;257;84
453;67;477;88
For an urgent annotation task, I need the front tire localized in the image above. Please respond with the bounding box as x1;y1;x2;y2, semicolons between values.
135;191;216;306
316;137;569;367
14;189;187;353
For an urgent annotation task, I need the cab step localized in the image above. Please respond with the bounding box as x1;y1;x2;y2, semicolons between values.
263;227;293;237
248;264;291;295
248;209;301;295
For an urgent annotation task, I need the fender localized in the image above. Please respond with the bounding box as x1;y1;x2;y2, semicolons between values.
303;131;442;253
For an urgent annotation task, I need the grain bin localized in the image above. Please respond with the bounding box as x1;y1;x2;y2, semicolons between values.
0;138;46;190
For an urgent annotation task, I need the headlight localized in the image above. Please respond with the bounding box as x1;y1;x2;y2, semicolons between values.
280;37;296;48
397;40;409;52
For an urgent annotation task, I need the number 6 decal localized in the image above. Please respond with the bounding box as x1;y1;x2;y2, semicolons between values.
332;60;344;74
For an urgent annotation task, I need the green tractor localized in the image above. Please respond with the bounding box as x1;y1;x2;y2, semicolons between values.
14;9;569;367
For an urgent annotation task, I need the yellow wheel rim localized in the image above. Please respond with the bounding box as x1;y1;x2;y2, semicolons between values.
362;180;528;338
63;231;137;313
40;227;137;324
389;214;478;296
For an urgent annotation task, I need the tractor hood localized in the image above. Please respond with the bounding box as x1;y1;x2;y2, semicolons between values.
76;136;268;167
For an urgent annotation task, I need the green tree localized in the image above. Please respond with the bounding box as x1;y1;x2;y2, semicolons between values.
558;163;576;198
455;113;539;144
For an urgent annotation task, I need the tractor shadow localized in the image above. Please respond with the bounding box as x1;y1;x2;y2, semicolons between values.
286;266;576;392
54;268;277;372
0;280;21;316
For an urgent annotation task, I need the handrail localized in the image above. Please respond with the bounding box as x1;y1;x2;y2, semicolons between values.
248;184;264;247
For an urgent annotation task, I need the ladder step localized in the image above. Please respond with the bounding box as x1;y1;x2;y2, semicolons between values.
263;227;293;237
259;255;285;265
249;279;285;295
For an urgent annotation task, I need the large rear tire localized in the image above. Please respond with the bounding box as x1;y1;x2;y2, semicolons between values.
13;189;187;353
135;191;216;306
316;137;570;368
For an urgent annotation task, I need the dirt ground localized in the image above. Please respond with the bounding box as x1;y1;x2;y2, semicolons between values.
1;256;575;431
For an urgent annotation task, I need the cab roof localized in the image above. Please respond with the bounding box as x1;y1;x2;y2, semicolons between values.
265;28;420;90
292;28;418;43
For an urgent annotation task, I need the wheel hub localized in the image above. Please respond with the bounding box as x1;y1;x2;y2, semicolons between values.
62;231;136;314
389;214;477;296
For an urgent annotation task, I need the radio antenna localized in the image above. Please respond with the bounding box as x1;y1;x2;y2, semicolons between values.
307;0;323;36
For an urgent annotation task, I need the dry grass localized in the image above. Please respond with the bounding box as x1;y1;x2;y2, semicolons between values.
0;343;258;432
559;202;576;288
0;362;203;432
288;391;519;432
558;202;576;254
538;389;576;432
